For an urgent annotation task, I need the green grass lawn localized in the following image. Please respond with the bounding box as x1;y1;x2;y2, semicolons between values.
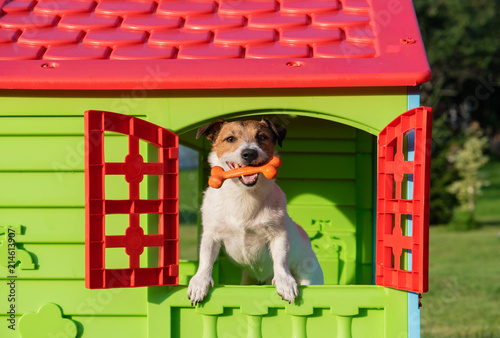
475;160;500;225
179;224;198;261
422;160;500;337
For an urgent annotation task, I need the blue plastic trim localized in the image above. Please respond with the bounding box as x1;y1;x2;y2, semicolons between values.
407;85;421;338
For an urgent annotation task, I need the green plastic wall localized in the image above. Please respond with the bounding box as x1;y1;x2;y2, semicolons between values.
0;88;408;337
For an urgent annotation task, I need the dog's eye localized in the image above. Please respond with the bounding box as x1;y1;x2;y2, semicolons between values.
257;134;267;141
225;136;235;143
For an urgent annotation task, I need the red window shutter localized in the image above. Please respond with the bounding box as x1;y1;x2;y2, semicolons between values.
375;107;432;293
84;110;179;289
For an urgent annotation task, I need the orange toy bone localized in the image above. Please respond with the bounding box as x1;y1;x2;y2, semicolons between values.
209;156;282;189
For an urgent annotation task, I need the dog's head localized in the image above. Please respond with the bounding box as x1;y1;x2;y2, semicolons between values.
196;118;286;187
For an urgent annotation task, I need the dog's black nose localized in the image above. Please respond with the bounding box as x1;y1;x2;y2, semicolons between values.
241;148;258;163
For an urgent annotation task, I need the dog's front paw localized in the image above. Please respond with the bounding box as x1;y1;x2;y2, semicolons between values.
272;273;298;304
187;274;214;306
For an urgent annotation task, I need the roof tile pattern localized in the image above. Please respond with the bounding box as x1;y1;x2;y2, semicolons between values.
0;0;377;60
34;0;95;15
3;0;36;13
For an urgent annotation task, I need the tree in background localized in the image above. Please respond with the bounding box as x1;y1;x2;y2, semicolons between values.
446;122;489;229
415;0;499;225
415;0;500;126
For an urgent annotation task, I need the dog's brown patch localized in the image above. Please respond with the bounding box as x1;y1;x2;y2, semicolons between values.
212;120;276;160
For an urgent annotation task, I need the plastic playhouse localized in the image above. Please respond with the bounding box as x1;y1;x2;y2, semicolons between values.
0;0;432;337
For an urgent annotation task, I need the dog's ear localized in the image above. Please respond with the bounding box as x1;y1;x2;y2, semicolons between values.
196;119;226;142
263;118;287;147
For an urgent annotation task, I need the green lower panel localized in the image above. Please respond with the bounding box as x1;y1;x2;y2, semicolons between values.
280;180;356;208
0;280;147;316
0;173;84;207
0;209;159;244
0;244;85;279
0;172;151;207
178;260;198;286
0;208;84;243
71;316;147;338
0;116;84;135
0;315;147;338
274;116;358;139
356;210;373;265
288;205;357;234
0;135;148;171
216;256;242;285
148;285;408;338
317;258;340;285
170;307;204;338
279;154;356;180
0;316;22;338
282;139;357;153
357;264;373;285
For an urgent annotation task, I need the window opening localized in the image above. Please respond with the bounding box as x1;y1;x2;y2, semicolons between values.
178;144;200;262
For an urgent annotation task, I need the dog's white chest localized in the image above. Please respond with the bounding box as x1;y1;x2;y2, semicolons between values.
219;223;274;280
200;175;287;282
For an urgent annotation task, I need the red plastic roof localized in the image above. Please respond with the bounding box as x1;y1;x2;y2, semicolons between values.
0;0;431;90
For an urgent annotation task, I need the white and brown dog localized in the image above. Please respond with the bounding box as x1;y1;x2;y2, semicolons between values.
187;119;323;305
